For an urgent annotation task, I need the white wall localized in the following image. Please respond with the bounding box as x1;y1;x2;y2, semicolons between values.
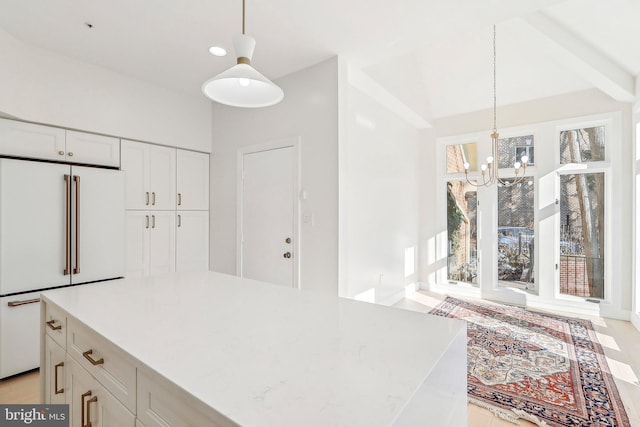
0;28;212;152
210;57;339;294
339;82;420;304
420;89;633;319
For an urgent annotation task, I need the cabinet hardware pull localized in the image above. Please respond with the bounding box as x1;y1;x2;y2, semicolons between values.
81;391;94;427
152;191;156;205
68;152;74;157
46;320;62;330
85;396;97;427
58;150;65;156
64;175;71;275
54;362;64;394
73;175;81;275
178;193;182;206
82;349;104;366
145;215;149;229
151;215;156;228
8;298;40;307
283;252;292;259
178;214;181;227
146;191;150;206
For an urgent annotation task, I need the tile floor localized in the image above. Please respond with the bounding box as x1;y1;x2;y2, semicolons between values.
1;291;639;426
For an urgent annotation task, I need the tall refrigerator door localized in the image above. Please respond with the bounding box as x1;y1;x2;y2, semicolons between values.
0;159;70;295
71;166;125;285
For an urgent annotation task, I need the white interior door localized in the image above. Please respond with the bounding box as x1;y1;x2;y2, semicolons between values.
241;146;295;287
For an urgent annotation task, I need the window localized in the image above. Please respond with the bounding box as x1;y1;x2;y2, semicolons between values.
498;135;534;168
446;181;477;285
497;178;535;291
560;126;605;164
446;143;477;173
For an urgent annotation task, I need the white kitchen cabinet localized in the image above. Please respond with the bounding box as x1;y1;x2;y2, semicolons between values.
44;335;66;405
0;292;40;378
0;118;119;167
121;140;176;210
67;357;135;427
125;211;176;278
177;149;209;210
176;211;209;272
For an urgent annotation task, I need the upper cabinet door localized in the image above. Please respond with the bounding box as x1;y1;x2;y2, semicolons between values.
66;131;120;167
121;140;176;211
0;118;66;162
148;145;176;211
176;150;209;211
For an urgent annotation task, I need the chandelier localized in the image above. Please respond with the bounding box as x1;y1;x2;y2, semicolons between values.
463;25;529;187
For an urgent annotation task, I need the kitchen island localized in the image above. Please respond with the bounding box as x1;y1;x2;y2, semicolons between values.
40;271;467;426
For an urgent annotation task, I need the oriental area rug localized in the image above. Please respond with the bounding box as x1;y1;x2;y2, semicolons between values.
429;297;630;426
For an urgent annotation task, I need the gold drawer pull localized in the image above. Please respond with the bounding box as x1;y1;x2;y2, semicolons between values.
46;320;62;330
81;391;97;427
8;298;40;307
54;362;64;394
82;349;104;366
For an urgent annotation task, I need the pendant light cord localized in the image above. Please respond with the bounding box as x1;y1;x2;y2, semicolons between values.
493;24;497;133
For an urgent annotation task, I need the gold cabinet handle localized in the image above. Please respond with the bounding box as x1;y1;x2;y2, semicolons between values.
151;215;156;229
178;193;182;206
177;214;181;228
67;152;74;157
81;391;96;427
54;362;64;394
64;174;71;275
46;319;62;330
82;349;104;366
58;150;65;156
145;215;149;229
151;191;156;205
145;191;150;206
8;298;40;307
73;175;80;275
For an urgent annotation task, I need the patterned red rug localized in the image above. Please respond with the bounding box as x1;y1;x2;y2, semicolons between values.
429;297;630;426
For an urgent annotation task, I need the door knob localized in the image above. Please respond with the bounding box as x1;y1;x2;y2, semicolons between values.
283;252;292;259
285;237;291;244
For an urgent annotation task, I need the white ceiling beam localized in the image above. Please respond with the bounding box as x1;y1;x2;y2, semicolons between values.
523;12;635;103
347;65;432;129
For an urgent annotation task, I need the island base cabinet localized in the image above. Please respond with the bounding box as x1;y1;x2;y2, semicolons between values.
44;336;66;405
68;358;135;427
137;370;237;427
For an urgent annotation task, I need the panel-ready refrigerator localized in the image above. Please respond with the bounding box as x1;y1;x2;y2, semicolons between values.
0;158;124;378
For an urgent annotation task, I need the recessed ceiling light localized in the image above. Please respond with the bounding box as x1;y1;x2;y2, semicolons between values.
208;46;227;57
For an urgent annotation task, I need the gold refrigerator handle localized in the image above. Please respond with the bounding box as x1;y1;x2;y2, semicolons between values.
73;175;80;275
64;175;71;275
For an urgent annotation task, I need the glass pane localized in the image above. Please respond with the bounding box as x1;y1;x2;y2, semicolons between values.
560;126;605;164
497;178;535;292
559;173;605;298
447;143;477;173
446;181;477;285
498;135;534;168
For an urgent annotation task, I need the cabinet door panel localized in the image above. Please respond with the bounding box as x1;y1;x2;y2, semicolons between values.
0;292;40;378
44;336;66;404
177;150;209;210
125;212;150;278
176;211;209;272
0;118;66;162
149;211;175;276
121;140;149;210
148;145;176;211
66;131;120;167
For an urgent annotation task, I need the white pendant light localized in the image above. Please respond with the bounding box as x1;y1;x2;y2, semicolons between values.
202;0;284;108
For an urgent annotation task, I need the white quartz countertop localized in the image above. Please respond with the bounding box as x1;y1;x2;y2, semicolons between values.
42;271;465;427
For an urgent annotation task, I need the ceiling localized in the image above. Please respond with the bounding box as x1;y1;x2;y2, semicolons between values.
1;0;638;123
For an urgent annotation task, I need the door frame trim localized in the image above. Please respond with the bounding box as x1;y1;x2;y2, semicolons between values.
236;137;301;288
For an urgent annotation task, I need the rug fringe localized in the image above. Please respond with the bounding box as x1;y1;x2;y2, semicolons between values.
468;398;550;426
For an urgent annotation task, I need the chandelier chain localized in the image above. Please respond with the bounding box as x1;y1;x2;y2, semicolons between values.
242;0;246;35
493;24;497;133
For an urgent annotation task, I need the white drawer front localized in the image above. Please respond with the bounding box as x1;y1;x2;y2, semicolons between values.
44;301;67;348
0;292;41;378
68;318;136;412
137;370;237;427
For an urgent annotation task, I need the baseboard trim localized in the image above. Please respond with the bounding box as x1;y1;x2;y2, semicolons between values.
631;311;640;333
